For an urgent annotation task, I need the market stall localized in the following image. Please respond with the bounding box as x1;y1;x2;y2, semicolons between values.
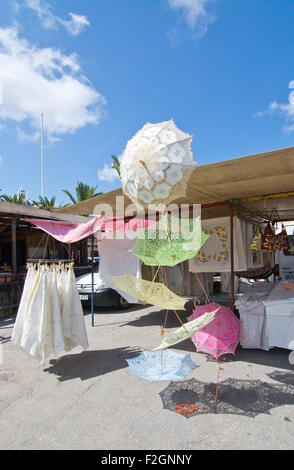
235;219;294;352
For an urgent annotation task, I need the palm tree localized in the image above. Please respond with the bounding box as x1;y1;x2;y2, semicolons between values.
31;196;69;208
32;196;55;207
0;193;29;205
111;154;121;177
62;181;102;204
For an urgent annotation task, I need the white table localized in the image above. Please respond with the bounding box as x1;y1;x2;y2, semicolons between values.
236;290;271;350
236;281;294;351
263;282;294;350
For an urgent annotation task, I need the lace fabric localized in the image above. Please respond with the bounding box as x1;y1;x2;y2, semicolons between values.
11;266;40;345
127;350;198;382
11;263;88;363
120;120;197;208
153;308;218;350
261;222;289;252
187;302;240;360
110;274;188;310
249;226;263;251
130;215;210;267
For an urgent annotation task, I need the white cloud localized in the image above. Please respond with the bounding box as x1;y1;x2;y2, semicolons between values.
61;12;90;36
25;0;56;29
255;81;294;133
0;27;106;138
169;0;209;27
0;155;3;165
168;0;216;38
24;0;90;36
97;164;120;183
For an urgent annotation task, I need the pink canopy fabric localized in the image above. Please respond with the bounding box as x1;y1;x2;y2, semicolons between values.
26;217;105;243
26;216;157;244
187;302;240;360
101;217;157;233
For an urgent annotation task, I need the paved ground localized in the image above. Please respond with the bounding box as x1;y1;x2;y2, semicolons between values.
1;304;294;450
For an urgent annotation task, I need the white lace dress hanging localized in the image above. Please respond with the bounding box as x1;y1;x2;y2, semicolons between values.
12;262;88;363
61;264;89;352
11;264;39;345
17;265;64;363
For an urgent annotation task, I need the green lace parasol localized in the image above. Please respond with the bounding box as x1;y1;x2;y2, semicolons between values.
130;215;210;267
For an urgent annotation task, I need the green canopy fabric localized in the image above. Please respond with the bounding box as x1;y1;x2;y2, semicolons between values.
153;308;219;350
130;215;210;267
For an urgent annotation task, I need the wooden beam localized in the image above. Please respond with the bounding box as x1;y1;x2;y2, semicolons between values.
241;191;294;202
11;217;17;274
0;224;9;233
0;201;91;223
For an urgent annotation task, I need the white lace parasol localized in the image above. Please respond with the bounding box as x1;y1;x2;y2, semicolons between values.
120;119;197;208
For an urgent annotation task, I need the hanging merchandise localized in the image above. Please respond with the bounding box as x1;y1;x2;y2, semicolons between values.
273;225;289;251
153;308;218;350
187;302;240;360
97;232;141;304
249;226;263;252
260;222;276;252
237;220;275;278
11;264;40;346
188;216;247;273
235;262;275;280
159;270;240;415
26;216;158;242
119;119;197;208
130;215;210;267
26;217;105;243
11;262;88;363
110;273;188;310
261;222;289;252
126;349;198;382
60;263;89;352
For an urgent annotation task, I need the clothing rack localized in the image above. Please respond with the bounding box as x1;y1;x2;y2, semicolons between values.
27;259;74;263
26;256;95;326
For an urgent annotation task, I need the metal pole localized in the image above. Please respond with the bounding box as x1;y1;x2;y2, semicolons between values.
91;235;95;327
40;113;44;199
10;217;18;316
229;203;235;312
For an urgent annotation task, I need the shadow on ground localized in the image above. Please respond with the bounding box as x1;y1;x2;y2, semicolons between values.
159;373;294;418
122;306;294;372
123;308;188;328
268;370;294;386
171;342;294;372
82;303;148;316
0;334;11;344
0;314;16;328
43;347;142;381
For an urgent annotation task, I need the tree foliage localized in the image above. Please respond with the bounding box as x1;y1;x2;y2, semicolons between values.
62;181;102;204
111;154;121;177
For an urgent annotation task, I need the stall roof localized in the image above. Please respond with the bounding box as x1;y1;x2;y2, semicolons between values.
0;201;91;223
55;146;294;219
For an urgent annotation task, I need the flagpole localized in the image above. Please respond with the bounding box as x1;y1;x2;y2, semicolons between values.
41;113;44;199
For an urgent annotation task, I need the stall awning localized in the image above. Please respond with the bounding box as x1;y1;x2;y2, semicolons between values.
54;145;294;218
26;216;157;243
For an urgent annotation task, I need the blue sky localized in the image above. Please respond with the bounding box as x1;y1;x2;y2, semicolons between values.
0;0;294;205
